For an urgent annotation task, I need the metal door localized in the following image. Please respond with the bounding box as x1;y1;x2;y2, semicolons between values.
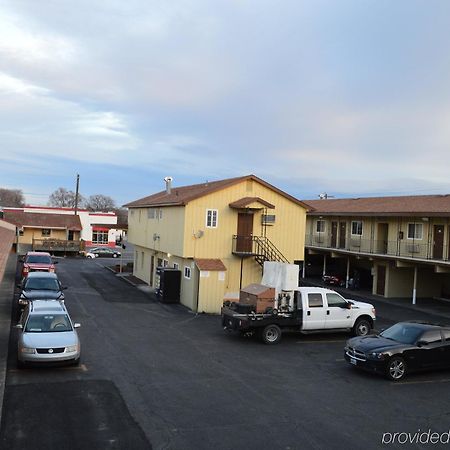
331;221;338;248
339;222;346;249
433;225;444;259
376;265;386;296
236;213;253;252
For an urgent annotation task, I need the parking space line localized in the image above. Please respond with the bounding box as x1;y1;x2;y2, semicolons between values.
335;358;345;362
296;340;345;344
8;364;87;373
392;378;450;386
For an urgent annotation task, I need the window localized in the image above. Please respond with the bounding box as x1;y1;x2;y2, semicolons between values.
148;208;157;219
408;223;423;240
159;209;163;219
206;209;218;228
308;293;323;308
326;293;347;308
92;231;108;244
420;330;442;344
351;221;363;236
173;263;179;270
41;229;51;237
141;252;144;269
316;220;325;233
163;259;168;267
184;266;191;279
262;214;276;225
68;230;74;241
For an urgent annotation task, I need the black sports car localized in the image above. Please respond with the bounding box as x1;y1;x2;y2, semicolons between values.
89;247;121;258
344;322;450;380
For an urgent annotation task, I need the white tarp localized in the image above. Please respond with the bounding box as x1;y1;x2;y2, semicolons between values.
261;262;299;294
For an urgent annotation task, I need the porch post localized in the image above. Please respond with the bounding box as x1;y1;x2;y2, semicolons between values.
322;254;327;277
412;266;418;305
346;257;350;289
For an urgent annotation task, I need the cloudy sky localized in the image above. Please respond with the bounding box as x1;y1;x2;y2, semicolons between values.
1;0;450;206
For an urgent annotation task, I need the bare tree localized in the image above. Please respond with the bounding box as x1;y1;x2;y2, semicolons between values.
0;188;25;207
48;187;84;208
86;194;116;212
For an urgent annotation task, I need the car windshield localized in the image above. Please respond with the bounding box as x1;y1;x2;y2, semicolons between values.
380;323;424;345
26;255;52;264
25;314;72;332
24;278;59;291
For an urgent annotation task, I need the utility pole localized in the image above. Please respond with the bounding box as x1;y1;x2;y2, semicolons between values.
74;174;80;215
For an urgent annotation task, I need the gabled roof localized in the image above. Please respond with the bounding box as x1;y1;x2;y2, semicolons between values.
124;175;310;209
229;197;275;209
3;210;82;230
305;194;450;217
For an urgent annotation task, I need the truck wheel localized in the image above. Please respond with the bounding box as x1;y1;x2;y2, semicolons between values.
261;324;282;345
352;318;371;336
386;356;407;381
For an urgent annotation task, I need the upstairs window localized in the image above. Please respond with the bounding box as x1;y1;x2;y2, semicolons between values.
316;220;325;233
408;223;423;240
184;266;191;279
351;221;363;236
206;209;218;228
148;208;157;219
41;229;51;237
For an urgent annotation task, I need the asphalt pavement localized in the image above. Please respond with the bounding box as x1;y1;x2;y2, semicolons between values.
1;258;450;450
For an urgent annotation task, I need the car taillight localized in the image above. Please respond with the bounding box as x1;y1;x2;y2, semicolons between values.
372;307;376;316
23;266;29;274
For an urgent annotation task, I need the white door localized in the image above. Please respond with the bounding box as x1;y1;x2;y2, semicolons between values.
324;292;353;329
302;293;327;330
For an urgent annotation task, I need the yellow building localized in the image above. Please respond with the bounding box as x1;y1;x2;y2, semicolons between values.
304;195;450;303
3;209;82;254
125;175;309;313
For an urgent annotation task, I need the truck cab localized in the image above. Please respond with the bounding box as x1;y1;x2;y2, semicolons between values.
297;287;375;336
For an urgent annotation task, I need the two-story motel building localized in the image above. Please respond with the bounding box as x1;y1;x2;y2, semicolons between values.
304;195;450;303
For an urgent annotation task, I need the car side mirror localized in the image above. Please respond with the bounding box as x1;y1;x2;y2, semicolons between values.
417;340;428;347
73;323;81;328
15;324;23;329
345;302;352;309
53;261;59;264
62;286;68;290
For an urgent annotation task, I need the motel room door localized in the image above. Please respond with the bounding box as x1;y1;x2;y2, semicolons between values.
433;225;444;260
236;213;254;252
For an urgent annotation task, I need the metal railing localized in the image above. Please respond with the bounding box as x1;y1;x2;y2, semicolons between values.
232;235;289;266
32;239;81;253
305;234;448;261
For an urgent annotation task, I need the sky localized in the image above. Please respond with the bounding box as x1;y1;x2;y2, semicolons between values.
1;0;450;207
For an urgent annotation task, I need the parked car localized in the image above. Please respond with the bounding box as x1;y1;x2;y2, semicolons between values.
85;251;97;259
322;274;345;287
88;247;121;258
344;321;450;381
16;300;81;367
21;251;57;278
18;272;66;308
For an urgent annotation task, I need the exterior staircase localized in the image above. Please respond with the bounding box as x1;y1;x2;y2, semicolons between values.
232;235;289;267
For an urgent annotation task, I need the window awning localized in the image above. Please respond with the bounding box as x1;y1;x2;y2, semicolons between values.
229;197;275;210
195;258;227;271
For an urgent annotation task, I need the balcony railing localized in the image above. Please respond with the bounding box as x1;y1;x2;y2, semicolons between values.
232;235;289;266
306;234;447;261
32;239;81;253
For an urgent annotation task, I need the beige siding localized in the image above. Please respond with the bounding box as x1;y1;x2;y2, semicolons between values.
20;228;70;245
197;269;227;313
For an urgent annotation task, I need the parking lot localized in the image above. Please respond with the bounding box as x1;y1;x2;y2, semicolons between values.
1;257;450;450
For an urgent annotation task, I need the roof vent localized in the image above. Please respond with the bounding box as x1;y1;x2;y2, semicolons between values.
164;176;173;195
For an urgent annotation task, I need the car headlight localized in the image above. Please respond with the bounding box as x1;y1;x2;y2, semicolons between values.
21;347;35;354
369;352;386;360
66;345;78;353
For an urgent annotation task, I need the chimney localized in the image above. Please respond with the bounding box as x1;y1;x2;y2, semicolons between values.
164;176;173;195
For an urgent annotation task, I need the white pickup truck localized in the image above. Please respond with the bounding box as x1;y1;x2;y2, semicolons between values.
221;286;376;344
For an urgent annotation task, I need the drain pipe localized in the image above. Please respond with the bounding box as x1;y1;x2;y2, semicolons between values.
345;257;350;289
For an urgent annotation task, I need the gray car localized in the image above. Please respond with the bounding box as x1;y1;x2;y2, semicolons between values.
18;272;66;307
16;300;81;367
